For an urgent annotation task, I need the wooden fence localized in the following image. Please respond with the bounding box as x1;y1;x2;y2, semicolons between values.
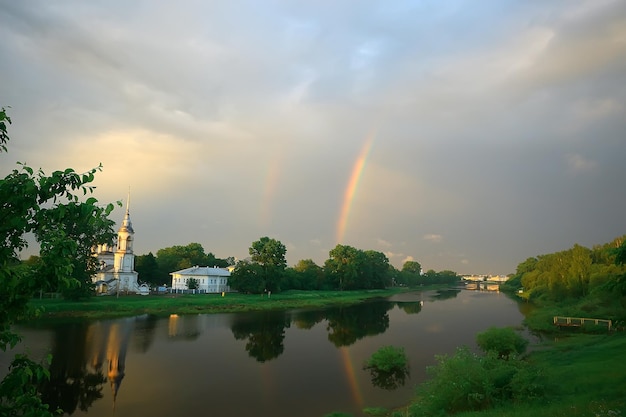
553;316;612;331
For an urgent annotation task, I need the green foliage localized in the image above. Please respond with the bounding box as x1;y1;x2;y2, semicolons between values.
0;107;10;153
507;237;626;305
135;252;160;285
401;260;422;274
250;236;287;269
248;236;287;292
476;327;529;359
187;278;199;290
1;107;117;415
364;345;410;390
364;345;409;372
155;243;228;284
229;260;266;293
283;259;325;290
324;244;391;290
395;260;423;287
363;407;389;416
0;354;60;416
615;239;626;266
410;346;544;416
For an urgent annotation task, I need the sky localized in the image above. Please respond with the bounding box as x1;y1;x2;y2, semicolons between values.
1;0;625;275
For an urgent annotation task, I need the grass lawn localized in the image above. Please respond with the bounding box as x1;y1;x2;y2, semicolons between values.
26;289;404;320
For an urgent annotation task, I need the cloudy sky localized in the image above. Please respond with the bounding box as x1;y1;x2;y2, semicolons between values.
1;1;625;274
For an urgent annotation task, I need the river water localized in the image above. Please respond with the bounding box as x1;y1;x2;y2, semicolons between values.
5;288;528;417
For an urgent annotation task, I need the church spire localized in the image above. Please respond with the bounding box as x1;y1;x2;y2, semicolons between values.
119;187;133;234
125;186;130;217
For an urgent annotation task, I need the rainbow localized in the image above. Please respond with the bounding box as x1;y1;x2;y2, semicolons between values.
259;152;283;228
336;133;375;245
340;346;364;408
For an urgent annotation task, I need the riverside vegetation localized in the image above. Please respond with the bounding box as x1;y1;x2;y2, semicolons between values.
348;238;626;417
28;289;403;319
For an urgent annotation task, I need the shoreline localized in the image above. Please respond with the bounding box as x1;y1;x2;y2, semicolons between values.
24;288;410;321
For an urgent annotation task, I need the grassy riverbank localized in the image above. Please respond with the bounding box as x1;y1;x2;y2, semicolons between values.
447;332;626;417
26;288;404;320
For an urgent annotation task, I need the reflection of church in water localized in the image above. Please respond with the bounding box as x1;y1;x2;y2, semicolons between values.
85;319;134;407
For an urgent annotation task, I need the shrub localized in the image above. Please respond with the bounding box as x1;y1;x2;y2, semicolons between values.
409;346;545;416
476;326;528;359
364;346;410;390
364;346;409;372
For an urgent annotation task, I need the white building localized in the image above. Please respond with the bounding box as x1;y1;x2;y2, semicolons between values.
92;196;143;295
170;266;231;293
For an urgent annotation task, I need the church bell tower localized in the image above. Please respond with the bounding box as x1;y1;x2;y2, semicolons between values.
113;190;138;291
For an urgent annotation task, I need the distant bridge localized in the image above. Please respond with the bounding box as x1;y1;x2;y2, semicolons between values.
464;281;501;292
553;316;612;331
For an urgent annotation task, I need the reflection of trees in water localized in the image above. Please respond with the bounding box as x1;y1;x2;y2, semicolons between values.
292;309;326;329
325;302;392;347
39;322;107;414
231;311;291;362
395;301;423;315
39;318;134;414
132;314;158;352
432;289;461;300
366;367;410;390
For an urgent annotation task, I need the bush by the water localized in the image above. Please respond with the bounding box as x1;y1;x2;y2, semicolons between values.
403;345;544;416
476;326;528;359
364;345;410;390
364;346;409;373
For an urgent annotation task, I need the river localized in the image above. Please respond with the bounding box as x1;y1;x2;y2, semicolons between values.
4;288;528;417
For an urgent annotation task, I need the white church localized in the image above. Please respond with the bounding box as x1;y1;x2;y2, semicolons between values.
92;197;147;295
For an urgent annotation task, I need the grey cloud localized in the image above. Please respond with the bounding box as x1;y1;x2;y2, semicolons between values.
1;0;625;273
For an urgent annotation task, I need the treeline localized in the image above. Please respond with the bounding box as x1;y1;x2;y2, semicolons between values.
134;239;462;293
502;235;626;314
135;242;234;286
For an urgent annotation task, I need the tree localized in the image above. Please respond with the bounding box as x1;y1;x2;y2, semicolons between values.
402;260;422;274
284;259;325;290
362;250;392;289
229;260;266;294
614;239;626;266
135;252;160;285
568;244;592;296
396;260;423;287
0;107;117;415
187;278;199;291
606;239;626;295
324;244;365;290
249;237;287;268
323;245;390;290
155;243;228;283
248;237;287;292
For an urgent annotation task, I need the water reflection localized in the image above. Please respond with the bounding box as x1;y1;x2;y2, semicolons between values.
168;314;200;340
430;288;461;300
37;318;135;414
231;311;291;362
11;290;531;417
366;366;410;391
395;301;423;315
292;309;326;330
325;302;393;347
39;322;107;414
